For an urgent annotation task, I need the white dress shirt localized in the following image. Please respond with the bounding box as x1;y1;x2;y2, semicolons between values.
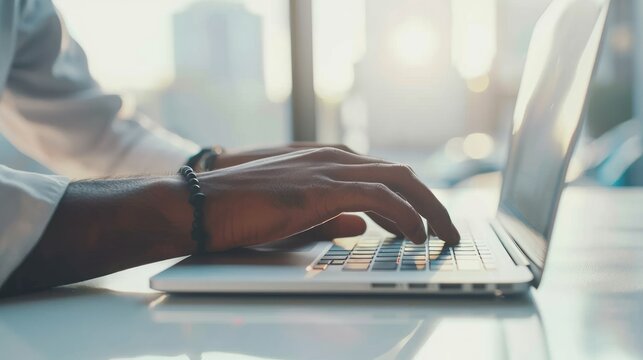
0;0;200;286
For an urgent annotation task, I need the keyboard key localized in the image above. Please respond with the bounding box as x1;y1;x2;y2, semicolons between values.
346;259;371;265
331;260;345;265
312;264;328;270
381;242;402;246
380;248;401;252
352;251;376;255
326;250;351;255
400;264;426;271
431;259;454;265
372;262;398;270
330;245;354;251
429;262;455;271
374;256;398;262
454;246;477;250
429;254;453;261
347;259;372;264
403;255;427;261
344;263;369;271
350;255;374;259
321;256;348;260
429;251;448;256
454;250;477;254
317;259;332;264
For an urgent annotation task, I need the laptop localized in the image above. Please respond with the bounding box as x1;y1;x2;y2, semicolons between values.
151;0;610;295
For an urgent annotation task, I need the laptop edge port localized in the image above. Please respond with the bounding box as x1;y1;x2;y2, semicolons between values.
408;283;428;289
371;283;396;289
439;284;461;290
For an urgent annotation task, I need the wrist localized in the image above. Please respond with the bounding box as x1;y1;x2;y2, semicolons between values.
156;176;194;249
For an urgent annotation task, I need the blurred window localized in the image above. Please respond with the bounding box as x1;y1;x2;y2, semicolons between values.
54;0;292;149
311;0;552;186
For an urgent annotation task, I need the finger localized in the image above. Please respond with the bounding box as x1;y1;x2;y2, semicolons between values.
330;164;460;244
308;213;367;239
303;147;392;165
366;212;403;237
392;190;436;237
318;181;427;244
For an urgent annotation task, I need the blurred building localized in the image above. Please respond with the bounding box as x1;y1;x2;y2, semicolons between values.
148;1;288;149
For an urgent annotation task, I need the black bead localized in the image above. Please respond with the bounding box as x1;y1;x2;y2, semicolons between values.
190;192;206;206
178;165;208;253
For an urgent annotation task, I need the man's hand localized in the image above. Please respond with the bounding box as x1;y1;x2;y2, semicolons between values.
211;143;414;238
3;147;458;294
168;147;460;251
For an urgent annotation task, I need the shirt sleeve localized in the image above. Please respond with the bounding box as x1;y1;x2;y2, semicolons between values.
0;165;68;286
0;0;201;287
0;0;200;179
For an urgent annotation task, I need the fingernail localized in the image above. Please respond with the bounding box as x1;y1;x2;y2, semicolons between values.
427;224;437;237
415;227;428;244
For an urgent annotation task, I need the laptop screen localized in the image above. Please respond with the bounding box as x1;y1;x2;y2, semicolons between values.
498;0;609;267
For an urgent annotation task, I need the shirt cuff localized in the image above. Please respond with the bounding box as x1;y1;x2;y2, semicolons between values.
0;165;69;286
108;116;200;176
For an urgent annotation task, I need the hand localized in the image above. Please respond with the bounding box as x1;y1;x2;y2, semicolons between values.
169;147;460;251
211;142;409;237
213;142;356;169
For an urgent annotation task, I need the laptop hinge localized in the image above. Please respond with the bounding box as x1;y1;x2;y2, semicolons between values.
490;219;530;266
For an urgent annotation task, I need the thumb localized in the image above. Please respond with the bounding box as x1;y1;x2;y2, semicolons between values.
313;213;367;239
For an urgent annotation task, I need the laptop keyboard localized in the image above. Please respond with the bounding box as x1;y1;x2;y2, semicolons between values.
311;225;496;272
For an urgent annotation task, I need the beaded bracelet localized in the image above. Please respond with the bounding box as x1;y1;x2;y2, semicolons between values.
178;165;208;253
187;145;225;172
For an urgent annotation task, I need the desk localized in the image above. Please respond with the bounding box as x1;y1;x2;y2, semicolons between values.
0;187;641;360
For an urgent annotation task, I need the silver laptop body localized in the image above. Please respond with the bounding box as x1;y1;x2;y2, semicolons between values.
151;0;610;295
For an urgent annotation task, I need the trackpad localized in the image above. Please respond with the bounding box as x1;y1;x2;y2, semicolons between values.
250;235;321;252
182;239;326;267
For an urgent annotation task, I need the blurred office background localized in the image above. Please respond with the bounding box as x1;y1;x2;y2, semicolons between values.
1;0;641;187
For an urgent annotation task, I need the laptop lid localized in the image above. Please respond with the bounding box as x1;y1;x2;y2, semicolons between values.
496;0;610;286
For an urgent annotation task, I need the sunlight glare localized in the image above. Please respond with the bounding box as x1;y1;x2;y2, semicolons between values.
463;133;494;159
451;0;497;80
466;75;490;93
389;18;438;67
313;0;366;103
444;137;466;161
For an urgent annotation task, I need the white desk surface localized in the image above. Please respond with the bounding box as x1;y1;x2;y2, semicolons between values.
0;187;641;360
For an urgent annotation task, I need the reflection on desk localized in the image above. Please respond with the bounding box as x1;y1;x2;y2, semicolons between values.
0;288;547;360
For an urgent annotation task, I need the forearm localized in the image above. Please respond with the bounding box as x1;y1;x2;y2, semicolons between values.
2;176;192;294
